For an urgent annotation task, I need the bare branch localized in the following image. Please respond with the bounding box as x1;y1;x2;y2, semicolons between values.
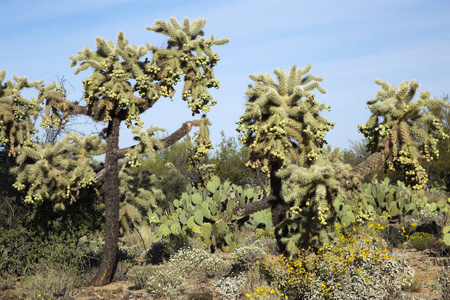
94;121;194;185
233;195;276;217
161;121;192;148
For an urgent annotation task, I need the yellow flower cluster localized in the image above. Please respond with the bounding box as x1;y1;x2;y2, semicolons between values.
253;220;405;298
245;286;288;299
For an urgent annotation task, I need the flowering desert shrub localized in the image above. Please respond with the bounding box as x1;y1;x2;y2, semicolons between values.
215;274;247;300
254;223;414;300
146;266;185;299
407;232;435;251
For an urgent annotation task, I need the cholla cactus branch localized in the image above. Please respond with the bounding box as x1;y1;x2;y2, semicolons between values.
355;80;450;189
0;71;43;156
237;65;333;172
11;133;104;208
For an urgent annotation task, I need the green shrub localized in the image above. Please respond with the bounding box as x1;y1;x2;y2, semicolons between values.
0;272;15;291
0;227;43;276
130;247;232;296
199;256;232;278
146;240;175;264
168;247;232;278
18;261;80;300
234;246;266;264
0;227;85;276
146;266;185;299
214;274;247;300
408;232;435;251
118;244;146;259
436;266;450;300
168;247;211;276
127;265;153;289
251;237;278;254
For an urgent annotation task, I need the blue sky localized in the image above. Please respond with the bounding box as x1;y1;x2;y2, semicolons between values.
2;0;450;151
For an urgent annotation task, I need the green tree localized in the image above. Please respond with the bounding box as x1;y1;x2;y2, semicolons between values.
210;131;258;186
341;138;370;168
137;135;193;208
234;65;334;251
353;80;450;189
1;17;228;285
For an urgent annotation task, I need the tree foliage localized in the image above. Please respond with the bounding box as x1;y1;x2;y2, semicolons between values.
210;132;258;185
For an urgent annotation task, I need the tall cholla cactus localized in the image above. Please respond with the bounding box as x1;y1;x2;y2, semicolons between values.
354;80;450;189
237;64;334;172
39;17;228;128
0;71;43;156
235;65;334;252
277;147;350;253
5;17;228;286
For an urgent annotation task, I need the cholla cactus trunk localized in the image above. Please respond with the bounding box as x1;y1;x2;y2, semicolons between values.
268;160;290;253
91;117;121;286
349;140;390;184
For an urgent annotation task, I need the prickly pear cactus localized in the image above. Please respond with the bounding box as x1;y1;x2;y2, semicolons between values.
153;176;272;251
333;177;450;243
359;178;450;220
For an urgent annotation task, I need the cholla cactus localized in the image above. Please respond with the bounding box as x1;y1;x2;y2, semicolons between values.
147;17;228;115
118;164;165;233
277;147;351;252
237;65;334;172
354;80;450;189
4;17;227;286
0;71;43;156
235;65;334;252
11;133;104;208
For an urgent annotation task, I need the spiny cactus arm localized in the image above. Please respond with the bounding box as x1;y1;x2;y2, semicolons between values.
39;88;89;116
146;17;228;116
349;139;390;180
116;121;193;160
0;71;44;156
11;133;103;208
69;31;154;125
147;17;229;49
